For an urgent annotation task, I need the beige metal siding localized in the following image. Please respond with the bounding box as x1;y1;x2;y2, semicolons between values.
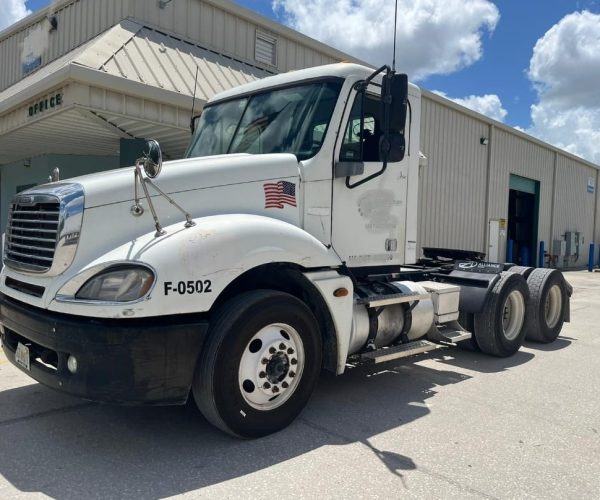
553;155;596;266
88;84;191;158
0;0;124;92
0;0;344;94
488;128;554;253
418;96;489;254
100;24;271;100
418;93;598;267
595;170;600;245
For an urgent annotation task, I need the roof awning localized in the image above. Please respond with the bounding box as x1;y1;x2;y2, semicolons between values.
0;19;273;164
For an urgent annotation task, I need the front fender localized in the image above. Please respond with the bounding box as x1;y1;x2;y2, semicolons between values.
49;214;342;318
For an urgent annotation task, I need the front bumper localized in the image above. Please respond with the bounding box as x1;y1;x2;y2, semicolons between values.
0;293;208;405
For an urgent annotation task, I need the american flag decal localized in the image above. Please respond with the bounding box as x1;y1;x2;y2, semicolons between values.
263;180;297;209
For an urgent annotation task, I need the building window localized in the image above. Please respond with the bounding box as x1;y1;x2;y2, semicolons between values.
255;30;277;67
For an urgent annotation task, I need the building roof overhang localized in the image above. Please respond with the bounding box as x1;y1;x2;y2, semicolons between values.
0;18;273;164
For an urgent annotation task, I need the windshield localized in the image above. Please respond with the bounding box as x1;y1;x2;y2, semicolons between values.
186;79;342;161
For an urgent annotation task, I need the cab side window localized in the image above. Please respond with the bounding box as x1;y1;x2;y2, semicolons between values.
339;93;382;162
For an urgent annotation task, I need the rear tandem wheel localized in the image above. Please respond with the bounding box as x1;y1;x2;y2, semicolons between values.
469;271;530;357
523;268;568;343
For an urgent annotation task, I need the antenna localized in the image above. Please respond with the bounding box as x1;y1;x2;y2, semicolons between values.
392;0;399;72
189;65;199;133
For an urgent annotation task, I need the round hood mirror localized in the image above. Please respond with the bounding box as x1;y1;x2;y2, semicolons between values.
143;140;163;178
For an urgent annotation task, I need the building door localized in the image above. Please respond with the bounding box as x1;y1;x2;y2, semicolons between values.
507;174;540;266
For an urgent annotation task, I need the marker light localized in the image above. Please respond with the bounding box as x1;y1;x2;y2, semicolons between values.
67;355;78;374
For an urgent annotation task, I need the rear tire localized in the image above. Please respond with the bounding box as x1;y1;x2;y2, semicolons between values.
507;265;534;278
525;268;568;343
193;290;321;438
473;272;530;357
457;311;480;351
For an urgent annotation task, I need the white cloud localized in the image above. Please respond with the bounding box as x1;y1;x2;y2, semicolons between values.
272;0;499;81
526;11;600;163
434;91;507;122
0;0;31;31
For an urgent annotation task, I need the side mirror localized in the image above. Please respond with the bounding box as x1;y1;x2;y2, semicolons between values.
388;73;408;133
380;133;406;163
380;73;408;163
143;139;163;178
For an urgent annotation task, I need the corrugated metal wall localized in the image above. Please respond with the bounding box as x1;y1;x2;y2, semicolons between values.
0;0;341;93
595;170;600;246
0;0;129;91
418;95;489;253
100;24;271;100
419;92;600;267
553;155;597;266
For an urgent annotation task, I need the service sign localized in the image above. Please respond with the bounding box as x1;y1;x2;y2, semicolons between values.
454;261;503;274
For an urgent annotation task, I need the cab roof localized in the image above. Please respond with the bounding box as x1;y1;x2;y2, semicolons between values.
209;63;419;104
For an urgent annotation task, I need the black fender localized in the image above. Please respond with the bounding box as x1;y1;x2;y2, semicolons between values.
439;270;501;314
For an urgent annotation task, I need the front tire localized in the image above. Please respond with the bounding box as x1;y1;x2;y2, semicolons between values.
193;290;321;438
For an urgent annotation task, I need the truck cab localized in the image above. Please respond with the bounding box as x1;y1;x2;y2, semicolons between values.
0;64;570;438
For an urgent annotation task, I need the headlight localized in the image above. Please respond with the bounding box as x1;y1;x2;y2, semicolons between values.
76;266;155;302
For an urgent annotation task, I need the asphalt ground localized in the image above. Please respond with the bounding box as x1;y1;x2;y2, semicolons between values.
0;270;598;499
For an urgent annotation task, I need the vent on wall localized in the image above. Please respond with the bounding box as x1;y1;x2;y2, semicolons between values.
255;30;277;67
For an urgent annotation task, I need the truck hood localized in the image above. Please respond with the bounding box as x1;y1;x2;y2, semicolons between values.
56;153;300;209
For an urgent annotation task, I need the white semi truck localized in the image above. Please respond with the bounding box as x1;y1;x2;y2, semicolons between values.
0;63;571;438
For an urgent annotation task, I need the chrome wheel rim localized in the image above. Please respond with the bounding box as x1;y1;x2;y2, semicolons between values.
502;290;525;341
544;285;563;329
238;323;304;411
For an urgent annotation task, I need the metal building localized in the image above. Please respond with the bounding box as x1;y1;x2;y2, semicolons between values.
0;0;598;267
418;92;599;268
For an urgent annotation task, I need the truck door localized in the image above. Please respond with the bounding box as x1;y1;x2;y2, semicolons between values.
331;85;409;268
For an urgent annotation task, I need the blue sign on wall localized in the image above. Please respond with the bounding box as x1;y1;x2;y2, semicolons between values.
22;55;41;75
588;177;595;194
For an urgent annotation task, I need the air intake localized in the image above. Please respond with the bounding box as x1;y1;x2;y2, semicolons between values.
5;196;60;272
3;184;84;276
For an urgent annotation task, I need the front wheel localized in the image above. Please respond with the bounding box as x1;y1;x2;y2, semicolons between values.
193;290;321;438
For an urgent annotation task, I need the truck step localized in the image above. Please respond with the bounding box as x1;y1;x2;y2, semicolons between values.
355;291;429;308
359;340;441;364
436;324;472;343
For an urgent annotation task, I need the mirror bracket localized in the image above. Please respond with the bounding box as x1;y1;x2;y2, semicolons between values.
130;140;196;235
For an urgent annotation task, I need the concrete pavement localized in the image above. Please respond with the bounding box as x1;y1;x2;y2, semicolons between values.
0;271;599;499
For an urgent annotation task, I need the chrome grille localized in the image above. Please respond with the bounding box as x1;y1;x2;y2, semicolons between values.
5;198;60;271
3;183;84;276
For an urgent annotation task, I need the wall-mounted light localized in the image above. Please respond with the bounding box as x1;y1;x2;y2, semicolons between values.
24;159;31;168
45;15;58;32
480;137;489;146
159;0;173;8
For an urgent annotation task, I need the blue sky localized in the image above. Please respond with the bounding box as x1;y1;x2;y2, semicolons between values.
424;0;600;127
5;0;600;162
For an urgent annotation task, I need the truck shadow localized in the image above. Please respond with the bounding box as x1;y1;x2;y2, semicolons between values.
429;346;535;374
0;352;485;499
523;337;572;352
